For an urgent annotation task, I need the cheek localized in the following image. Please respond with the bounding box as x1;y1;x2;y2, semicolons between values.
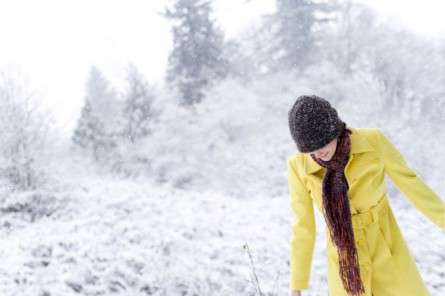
327;145;335;155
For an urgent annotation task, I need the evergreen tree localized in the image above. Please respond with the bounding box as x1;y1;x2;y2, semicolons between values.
72;100;97;149
164;0;228;105
271;0;337;71
72;66;119;160
123;64;155;143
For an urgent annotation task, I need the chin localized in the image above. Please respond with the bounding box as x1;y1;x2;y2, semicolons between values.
321;154;331;161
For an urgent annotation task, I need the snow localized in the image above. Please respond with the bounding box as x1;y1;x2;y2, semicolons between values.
0;154;442;296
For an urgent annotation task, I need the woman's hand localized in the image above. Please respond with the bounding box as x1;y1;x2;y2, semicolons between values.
291;290;301;296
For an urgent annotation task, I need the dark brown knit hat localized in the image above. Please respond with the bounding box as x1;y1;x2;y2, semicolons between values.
288;95;345;153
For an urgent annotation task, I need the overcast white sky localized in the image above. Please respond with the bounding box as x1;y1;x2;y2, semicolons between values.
0;0;444;133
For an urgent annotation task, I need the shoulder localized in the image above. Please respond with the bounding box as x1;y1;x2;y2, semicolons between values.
287;152;306;175
352;127;383;147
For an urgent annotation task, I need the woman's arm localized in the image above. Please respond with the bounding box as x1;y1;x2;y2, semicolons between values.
373;128;445;229
287;156;316;291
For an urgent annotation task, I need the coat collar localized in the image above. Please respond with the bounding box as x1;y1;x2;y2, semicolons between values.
304;127;375;175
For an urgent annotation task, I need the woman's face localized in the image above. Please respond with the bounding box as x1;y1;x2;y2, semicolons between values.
309;137;338;161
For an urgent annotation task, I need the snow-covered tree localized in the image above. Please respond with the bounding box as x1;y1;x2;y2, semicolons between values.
72;66;121;160
320;0;377;74
122;64;155;143
164;0;228;105
0;72;51;189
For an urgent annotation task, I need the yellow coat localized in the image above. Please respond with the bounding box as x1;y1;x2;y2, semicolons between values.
287;127;444;295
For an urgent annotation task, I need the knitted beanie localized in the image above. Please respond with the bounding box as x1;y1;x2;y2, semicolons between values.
288;95;345;153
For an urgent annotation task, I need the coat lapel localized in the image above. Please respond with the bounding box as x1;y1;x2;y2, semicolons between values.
304;127;375;175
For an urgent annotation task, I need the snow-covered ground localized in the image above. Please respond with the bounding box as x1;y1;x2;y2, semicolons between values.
0;156;443;296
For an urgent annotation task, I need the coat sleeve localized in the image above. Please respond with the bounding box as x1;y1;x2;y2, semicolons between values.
287;157;316;290
374;128;445;230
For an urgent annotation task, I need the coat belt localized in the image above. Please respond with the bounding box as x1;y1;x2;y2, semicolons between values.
351;195;389;229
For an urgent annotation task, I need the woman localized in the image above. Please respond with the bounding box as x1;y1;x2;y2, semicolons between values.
286;95;444;296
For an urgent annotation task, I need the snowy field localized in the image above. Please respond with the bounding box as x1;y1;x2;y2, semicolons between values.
0;156;443;296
